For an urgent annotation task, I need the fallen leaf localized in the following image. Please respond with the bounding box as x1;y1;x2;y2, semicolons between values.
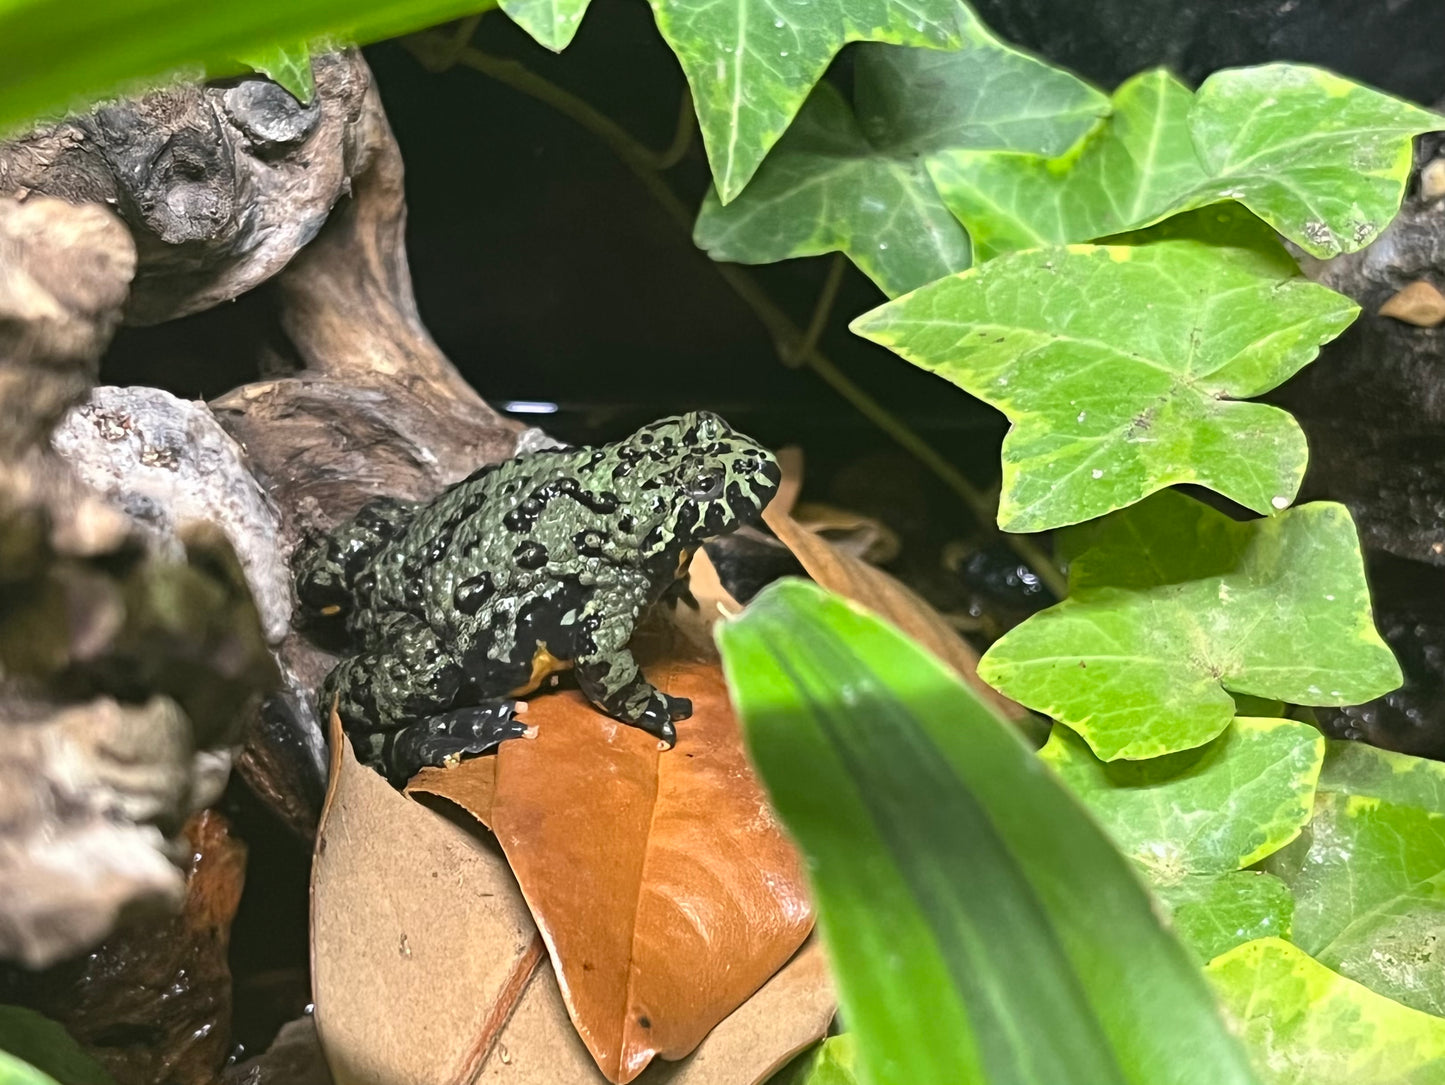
639;940;835;1085
473;939;835;1084
791;502;900;565
410;754;499;829
770;446;805;519
495;669;808;1082
311;709;542;1085
413;551;813;1083
762;502;1029;722
1378;280;1445;327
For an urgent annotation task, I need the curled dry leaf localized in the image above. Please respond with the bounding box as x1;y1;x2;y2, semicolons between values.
410;552;815;1084
472;939;834;1085
790;501;901;565
310;708;543;1085
761;502;1030;723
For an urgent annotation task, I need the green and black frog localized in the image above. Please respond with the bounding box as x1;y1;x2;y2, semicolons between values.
293;411;780;782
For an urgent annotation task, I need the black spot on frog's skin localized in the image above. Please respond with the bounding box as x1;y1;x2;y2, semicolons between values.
514;540;549;569
504;497;547;533
454;572;495;614
292;411;781;781
573;529;606;557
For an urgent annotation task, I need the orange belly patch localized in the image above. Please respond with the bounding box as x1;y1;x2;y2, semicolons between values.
507;642;573;697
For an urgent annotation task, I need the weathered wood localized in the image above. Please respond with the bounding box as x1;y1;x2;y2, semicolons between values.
2;51;526;839
0;195;277;969
0;53;370;326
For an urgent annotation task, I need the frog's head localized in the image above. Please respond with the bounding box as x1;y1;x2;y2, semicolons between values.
618;411;781;547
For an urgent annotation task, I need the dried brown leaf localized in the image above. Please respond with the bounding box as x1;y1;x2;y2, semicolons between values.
311;709;542;1085
762;502;1030;722
482;659;811;1083
475;939;835;1085
1379;279;1445;326
770;446;805;519
410;753;499;829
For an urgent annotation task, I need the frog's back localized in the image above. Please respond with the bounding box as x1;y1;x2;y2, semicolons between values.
357;445;599;629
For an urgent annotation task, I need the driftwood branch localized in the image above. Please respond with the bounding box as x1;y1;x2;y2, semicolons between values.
0;193;276;970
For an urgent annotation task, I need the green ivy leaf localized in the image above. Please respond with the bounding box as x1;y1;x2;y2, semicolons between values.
719;578;1261;1085
237;42;315;103
1318;740;1445;814
1187;65;1444;258
499;0;591;51
1154;872;1294;964
651;0;968;203
930;69;1205;260
693;24;1106;296
1041;718;1323;878
694;81;972;298
851;240;1358;531
1208;938;1445;1085
1262;792;1445;1016
979;491;1402;761
931;64;1442;261
0;1006;115;1085
769;1035;861;1085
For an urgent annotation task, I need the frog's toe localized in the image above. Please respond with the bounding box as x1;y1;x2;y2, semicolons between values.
628;693;689;747
386;701;528;782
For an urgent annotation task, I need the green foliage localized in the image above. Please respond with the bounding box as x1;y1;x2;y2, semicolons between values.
498;0;590;51
0;1006;115;1085
932;64;1442;259
978;491;1401;760
0;1053;61;1085
1207;938;1445;1085
693;21;1106;296
652;0;968;203
1318;740;1445;812
237;43;316;102
0;0;501;132
720;579;1261;1085
1263;793;1445;1016
851;235;1358;530
771;1035;862;1085
1041;719;1323;877
1153;872;1295;963
930;69;1204;259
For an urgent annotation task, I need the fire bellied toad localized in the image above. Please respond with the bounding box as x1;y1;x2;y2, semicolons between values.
294;411;781;781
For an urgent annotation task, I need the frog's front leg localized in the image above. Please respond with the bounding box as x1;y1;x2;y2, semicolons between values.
322;613;526;782
573;579;691;745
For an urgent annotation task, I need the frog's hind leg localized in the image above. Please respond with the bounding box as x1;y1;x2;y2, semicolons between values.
386;703;527;783
293;496;412;622
321;614;525;783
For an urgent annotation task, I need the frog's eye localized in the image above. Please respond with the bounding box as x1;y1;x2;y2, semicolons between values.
688;470;724;500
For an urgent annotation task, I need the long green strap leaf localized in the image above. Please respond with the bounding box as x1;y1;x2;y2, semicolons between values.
718;579;1261;1085
0;0;498;133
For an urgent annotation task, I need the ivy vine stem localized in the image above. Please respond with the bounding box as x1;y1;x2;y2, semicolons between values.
404;30;1068;601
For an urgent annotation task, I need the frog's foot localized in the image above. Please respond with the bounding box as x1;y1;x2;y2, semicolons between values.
624;691;691;747
385;701;529;783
